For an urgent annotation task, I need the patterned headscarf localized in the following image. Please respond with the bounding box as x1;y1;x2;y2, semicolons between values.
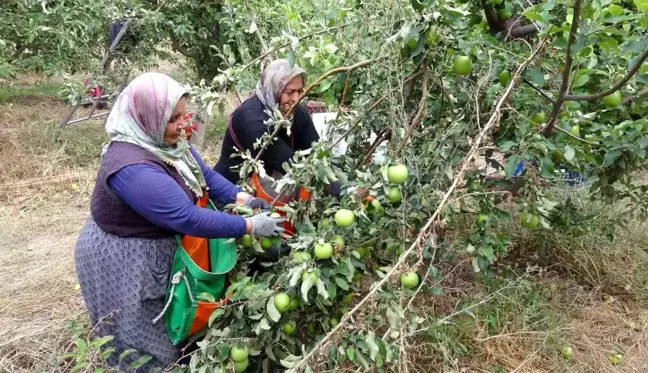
105;72;207;197
255;59;307;111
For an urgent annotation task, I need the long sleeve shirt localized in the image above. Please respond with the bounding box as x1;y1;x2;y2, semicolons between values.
108;146;247;238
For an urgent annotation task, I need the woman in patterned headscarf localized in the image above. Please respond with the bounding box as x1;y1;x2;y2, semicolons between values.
74;72;285;370
213;59;321;184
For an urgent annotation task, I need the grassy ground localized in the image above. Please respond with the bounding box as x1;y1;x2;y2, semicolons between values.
1;73;647;372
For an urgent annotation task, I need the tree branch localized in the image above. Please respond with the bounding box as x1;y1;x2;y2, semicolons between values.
357;129;390;168
169;33;199;59
563;47;648;101
522;78;555;104
542;0;583;136
623;88;648;104
286;59;375;117
341;72;352;105
244;0;272;63
230;22;355;87
395;63;430;157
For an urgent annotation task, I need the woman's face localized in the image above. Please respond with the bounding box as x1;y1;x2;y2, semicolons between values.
164;97;187;145
279;76;304;114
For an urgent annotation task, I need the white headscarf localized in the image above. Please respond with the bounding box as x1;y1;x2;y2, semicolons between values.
105;72;206;197
255;59;307;111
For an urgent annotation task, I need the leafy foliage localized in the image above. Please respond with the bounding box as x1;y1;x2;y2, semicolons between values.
177;0;648;371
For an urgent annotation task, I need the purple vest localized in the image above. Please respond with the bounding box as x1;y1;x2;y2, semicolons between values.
90;141;197;238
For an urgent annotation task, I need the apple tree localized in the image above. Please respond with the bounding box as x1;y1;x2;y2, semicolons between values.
175;0;648;371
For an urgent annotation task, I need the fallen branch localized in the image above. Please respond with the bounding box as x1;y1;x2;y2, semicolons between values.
286;34;547;373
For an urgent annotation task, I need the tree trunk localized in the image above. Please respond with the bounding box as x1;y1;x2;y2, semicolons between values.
190;107;210;150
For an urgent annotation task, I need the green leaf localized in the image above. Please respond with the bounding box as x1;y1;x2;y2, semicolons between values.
564;145;575;161
94;369;105;373
540;156;555;178
267;296;282;323
316;279;329;299
479;245;495;262
365;332;380;361
526;68;545;87
606;4;625;16
253;317;271;335
334;277;349;290
197;292;216;302
346;346;356;362
287;51;296;67
208;308;225;327
119;349;137;362
92;336;113;348
74;338;86;354
70;361;89;373
301;274;315;302
100;347;116;360
522;9;545;23
623;39;648;54
129;355;153;369
572;72;590;88
634;0;648;13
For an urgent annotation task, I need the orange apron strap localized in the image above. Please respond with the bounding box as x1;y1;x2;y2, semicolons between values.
181;194;211;271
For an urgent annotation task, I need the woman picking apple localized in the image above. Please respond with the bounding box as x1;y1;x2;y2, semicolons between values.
214;59;339;197
74;73;284;371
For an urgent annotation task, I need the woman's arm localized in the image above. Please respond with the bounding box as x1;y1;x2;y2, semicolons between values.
188;147;252;204
108;164;251;238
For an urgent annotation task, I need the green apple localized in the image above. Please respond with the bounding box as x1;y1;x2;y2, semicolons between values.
602;91;622;107
240;234;253;248
498;70;512;85
274;292;290;312
520;213;539;229
560;346;574;360
607;352;623;365
498;8;512;20
406;36;418;49
476;213;489;225
569;125;580;137
425;27;439;45
400;272;420;288
291;251;312;262
261;237;275;249
230;345;249;362
288;297;300;310
387;187;402;204
314;243;334;259
354;246;368;259
335;209;355;227
302;271;318;283
453;55;472;76
282;320;296;335
330;235;345;250
387;164;409;184
234;359;249;373
531;112;546;125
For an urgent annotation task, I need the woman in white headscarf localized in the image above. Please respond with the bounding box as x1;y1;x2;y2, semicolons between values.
213;59;321;184
74;72;284;370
